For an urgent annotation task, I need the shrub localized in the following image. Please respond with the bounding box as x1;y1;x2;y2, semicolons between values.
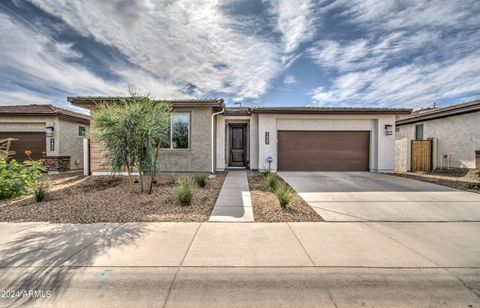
33;182;48;202
275;184;295;209
167;173;178;185
265;173;279;191
194;173;208;188
175;178;197;206
262;169;271;177
0;158;45;200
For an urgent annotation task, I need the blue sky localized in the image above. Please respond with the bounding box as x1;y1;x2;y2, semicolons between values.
0;0;479;112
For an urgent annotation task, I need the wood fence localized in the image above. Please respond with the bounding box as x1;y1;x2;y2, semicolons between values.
411;140;432;172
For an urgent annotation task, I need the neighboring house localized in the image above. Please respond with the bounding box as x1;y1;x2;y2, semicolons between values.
0;104;90;171
396;99;480;171
69;97;410;175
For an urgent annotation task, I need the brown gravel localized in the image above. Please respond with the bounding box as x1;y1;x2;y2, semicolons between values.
395;169;480;194
247;171;323;222
0;173;226;223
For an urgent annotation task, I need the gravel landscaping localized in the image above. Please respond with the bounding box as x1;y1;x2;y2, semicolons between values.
247;171;323;222
0;173;226;223
395;169;480;194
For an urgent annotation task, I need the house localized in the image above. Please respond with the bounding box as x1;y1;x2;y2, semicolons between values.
68;97;411;175
396;99;480;171
0;104;90;172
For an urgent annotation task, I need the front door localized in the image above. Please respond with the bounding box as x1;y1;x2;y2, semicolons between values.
229;125;246;167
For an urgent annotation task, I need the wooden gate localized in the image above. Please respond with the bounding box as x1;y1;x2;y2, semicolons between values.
411;140;432;172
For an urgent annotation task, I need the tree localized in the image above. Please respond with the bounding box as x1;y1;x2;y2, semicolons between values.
92;92;171;193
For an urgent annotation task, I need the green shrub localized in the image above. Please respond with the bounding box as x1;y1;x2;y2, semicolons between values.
167;173;178;185
0;159;45;200
33;182;48;202
175;178;197;206
275;184;295;209
265;173;279;191
194;173;208;188
262;169;271;177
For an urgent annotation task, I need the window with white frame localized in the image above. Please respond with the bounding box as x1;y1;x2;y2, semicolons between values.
161;112;190;149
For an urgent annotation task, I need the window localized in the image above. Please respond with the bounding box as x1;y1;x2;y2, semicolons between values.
49;138;55;151
78;126;86;137
161;112;190;149
415;124;424;140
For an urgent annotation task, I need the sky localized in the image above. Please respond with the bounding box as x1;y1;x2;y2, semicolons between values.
0;0;479;112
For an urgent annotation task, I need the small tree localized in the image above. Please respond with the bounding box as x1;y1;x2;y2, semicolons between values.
92;91;171;193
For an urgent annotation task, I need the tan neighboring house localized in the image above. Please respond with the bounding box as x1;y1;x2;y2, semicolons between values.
0;104;90;172
69;96;410;175
395;99;480;171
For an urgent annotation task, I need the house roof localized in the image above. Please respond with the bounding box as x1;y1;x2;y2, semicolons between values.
250;106;412;115
0;104;90;124
396;99;480;126
67;96;224;108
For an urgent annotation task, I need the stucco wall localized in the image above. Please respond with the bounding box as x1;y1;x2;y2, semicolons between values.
58;119;88;170
257;114;396;172
396;111;480;168
157;107;213;172
0;115;58;156
215;115;258;171
395;138;409;172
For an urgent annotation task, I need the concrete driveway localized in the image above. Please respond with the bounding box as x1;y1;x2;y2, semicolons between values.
278;172;480;221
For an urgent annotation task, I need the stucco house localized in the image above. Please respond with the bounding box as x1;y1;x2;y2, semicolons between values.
396;99;480;171
69;97;410;175
0;104;90;172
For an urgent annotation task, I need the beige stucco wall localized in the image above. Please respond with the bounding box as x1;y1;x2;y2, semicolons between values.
256;114;396;172
89;106;214;173
396;111;480;169
58;119;88;170
0;115;58;156
216;114;259;171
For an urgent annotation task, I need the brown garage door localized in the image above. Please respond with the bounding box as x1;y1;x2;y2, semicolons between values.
0;132;46;161
278;131;370;171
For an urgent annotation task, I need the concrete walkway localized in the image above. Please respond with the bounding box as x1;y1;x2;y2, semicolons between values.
1;222;479;307
209;170;253;222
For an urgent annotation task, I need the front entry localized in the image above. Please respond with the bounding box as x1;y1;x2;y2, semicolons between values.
229;124;246;167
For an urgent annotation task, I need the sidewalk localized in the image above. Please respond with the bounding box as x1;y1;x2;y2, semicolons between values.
0;222;479;306
209;170;253;222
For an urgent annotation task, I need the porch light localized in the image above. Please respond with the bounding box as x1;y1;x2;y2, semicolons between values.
46;126;54;137
385;124;393;135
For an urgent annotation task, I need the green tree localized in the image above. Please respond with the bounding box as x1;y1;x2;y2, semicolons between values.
92;92;172;193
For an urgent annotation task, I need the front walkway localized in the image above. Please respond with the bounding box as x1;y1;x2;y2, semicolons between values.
0;222;479;306
209;170;253;222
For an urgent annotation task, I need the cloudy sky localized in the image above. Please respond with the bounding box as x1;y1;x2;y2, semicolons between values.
0;0;479;111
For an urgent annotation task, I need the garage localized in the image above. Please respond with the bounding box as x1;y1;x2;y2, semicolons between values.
0;132;46;161
277;131;370;171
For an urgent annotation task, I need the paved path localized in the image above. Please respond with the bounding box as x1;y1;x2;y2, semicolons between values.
0;222;479;307
209;170;253;222
279;171;480;222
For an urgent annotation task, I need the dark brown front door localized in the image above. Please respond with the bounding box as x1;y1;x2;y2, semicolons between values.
278;131;370;171
229;125;246;167
0;132;46;162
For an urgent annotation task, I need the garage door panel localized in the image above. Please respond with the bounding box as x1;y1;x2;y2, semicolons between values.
0;132;46;161
278;131;369;171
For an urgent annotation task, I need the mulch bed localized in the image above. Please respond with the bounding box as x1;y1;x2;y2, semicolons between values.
0;173;226;223
247;171;323;222
395;169;480;194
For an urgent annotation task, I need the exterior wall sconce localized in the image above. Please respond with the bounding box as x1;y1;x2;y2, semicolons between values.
385;124;393;135
46;126;54;137
265;132;270;144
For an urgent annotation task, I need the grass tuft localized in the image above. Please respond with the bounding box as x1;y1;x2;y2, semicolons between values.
175;178;197;206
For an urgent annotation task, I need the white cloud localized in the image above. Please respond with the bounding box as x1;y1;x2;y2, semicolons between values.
27;0;283;100
284;74;297;85
267;0;316;56
308;0;480;108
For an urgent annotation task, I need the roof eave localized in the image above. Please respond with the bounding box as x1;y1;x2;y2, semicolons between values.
251;108;412;115
396;105;480;125
67;97;224;108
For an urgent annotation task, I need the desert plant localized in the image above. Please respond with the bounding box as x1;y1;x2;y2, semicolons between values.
265;173;279;191
175;178;197;206
0;158;46;200
275;183;295;209
262;169;271;177
194;173;208;188
92;88;172;193
33;182;48;202
167;173;178;185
